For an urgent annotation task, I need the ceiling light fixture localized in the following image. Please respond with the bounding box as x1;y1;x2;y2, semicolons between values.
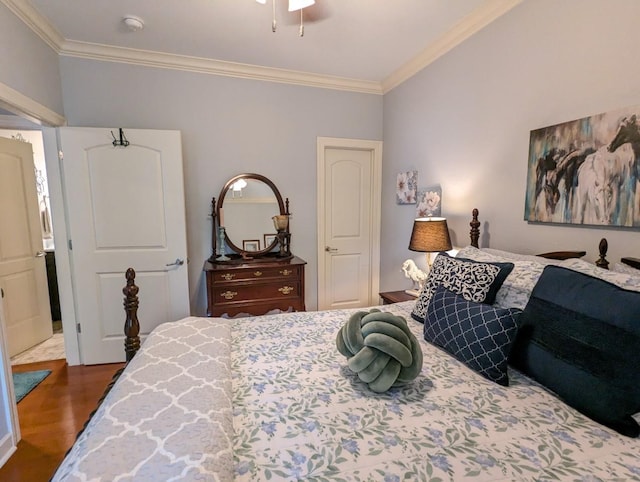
256;0;315;37
123;15;144;32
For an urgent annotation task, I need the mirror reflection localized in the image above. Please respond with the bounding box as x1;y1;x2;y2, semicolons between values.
224;179;280;252
217;173;286;256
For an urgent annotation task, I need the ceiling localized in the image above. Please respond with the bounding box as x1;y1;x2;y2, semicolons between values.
7;0;521;93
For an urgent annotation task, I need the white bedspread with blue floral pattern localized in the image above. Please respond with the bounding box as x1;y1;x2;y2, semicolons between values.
54;304;640;481
231;302;640;481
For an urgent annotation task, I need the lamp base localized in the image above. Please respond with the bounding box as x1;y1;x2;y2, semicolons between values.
404;289;420;297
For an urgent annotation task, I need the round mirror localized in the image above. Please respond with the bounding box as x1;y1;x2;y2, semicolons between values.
217;173;286;256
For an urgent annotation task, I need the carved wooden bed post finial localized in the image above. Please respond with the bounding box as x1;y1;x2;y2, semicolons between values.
123;268;140;362
470;208;480;248
596;237;609;270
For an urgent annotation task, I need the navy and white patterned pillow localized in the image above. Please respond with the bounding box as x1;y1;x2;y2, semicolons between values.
424;286;521;386
411;253;514;323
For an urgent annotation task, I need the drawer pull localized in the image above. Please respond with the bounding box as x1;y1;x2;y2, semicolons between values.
280;269;292;276
254;271;263;277
221;273;235;281
278;286;294;295
221;290;237;300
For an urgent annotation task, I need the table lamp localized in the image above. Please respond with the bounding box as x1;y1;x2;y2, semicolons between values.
406;217;452;295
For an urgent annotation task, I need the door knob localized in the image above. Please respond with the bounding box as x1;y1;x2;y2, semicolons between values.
35;251;45;257
165;258;185;267
325;246;338;252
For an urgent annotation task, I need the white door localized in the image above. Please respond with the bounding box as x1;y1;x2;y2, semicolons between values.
317;138;382;310
0;137;53;357
59;127;189;364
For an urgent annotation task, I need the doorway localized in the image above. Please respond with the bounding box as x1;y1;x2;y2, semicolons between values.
0;128;64;365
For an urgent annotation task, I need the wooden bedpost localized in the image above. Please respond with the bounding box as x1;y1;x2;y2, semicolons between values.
470;208;480;248
595;238;609;270
123;268;140;362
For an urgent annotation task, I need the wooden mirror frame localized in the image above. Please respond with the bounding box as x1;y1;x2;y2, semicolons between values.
216;173;286;257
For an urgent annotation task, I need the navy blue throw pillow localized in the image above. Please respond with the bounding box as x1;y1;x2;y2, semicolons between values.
424;286;521;386
510;265;640;437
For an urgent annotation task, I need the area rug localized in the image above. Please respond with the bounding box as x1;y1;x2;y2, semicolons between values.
13;369;51;403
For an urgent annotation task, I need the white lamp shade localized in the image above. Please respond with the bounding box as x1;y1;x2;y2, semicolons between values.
256;0;267;4
288;0;315;11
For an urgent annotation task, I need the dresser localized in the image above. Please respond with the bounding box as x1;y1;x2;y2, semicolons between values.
204;255;306;317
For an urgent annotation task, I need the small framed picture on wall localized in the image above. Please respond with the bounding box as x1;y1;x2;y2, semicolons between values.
416;186;442;217
396;170;417;204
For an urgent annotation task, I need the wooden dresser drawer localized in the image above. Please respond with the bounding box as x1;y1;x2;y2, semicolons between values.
213;265;300;283
213;281;300;304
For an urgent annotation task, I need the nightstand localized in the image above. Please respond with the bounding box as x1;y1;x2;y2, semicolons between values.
379;290;417;305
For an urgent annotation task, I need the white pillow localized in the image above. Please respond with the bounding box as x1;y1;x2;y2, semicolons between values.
560;258;640;292
481;248;564;266
612;261;640;276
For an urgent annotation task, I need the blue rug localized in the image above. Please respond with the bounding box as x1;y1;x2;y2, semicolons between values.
13;369;51;403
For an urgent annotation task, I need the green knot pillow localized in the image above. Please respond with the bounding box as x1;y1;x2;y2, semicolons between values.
336;309;423;393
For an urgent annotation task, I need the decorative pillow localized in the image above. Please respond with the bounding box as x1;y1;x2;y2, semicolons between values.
424;286;521;386
336;309;423;393
456;246;549;310
510;265;640;437
410;253;514;322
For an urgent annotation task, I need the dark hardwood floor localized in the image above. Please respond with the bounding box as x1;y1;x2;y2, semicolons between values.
0;359;124;481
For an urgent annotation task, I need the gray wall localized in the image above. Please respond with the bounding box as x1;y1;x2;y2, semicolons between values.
59;58;383;313
0;3;63;115
381;0;640;292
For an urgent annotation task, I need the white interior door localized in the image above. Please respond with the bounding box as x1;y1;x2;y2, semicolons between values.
317;138;382;310
59;127;189;365
0;137;53;357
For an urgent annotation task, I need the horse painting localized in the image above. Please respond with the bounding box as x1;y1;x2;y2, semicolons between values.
525;107;640;227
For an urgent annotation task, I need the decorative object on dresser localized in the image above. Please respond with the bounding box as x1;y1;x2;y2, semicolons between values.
205;173;306;317
405;216;452;295
272;213;291;257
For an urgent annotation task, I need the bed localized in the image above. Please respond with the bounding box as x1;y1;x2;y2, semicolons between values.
52;210;640;481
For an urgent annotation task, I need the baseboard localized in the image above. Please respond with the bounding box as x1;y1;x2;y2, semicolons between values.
0;432;17;469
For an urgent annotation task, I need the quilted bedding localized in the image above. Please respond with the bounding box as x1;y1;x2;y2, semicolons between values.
53;304;640;481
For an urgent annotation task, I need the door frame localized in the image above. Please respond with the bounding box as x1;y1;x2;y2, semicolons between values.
0;82;80;365
316;137;382;309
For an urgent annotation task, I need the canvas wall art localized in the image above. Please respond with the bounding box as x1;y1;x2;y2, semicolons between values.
524;105;640;226
416;186;442;217
396;170;417;204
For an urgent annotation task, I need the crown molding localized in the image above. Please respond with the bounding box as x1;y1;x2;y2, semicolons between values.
0;81;66;126
1;0;63;52
381;0;523;93
59;40;383;95
4;0;519;95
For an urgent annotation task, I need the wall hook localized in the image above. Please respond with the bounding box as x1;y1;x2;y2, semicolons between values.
111;128;130;147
